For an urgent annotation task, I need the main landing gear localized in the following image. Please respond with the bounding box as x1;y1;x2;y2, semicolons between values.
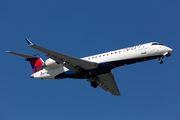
91;81;98;88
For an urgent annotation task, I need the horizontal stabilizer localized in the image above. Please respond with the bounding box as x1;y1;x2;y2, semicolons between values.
6;51;38;59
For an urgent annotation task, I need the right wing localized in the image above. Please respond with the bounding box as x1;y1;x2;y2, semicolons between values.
87;72;120;96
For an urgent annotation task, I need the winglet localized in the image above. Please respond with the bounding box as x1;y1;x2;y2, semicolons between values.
25;38;34;46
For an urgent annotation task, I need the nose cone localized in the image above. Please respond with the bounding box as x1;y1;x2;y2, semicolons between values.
30;74;34;78
167;47;173;54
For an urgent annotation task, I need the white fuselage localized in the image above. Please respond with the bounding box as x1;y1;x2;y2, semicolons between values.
31;42;173;79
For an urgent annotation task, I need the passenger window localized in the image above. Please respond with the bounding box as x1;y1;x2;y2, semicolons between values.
92;57;94;59
115;52;117;54
99;55;101;57
95;56;97;58
111;53;113;55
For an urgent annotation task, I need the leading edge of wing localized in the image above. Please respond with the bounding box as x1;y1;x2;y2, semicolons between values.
25;38;98;70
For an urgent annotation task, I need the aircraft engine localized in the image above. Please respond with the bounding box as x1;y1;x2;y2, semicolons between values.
42;58;61;69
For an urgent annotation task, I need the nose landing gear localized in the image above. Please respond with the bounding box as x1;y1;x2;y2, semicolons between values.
159;59;163;64
158;52;172;64
159;56;164;64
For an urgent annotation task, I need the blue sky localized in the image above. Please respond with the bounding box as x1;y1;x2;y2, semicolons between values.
1;0;180;120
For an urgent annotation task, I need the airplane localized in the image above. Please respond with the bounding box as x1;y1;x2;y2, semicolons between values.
6;39;173;96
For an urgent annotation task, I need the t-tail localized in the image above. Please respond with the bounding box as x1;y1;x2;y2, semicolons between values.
6;51;44;73
26;54;44;73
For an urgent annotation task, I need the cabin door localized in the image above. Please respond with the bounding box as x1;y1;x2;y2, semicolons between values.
141;48;146;54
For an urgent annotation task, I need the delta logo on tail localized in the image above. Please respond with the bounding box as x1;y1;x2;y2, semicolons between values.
25;54;44;73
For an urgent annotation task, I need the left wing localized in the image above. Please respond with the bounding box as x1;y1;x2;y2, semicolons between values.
87;72;121;96
25;39;98;73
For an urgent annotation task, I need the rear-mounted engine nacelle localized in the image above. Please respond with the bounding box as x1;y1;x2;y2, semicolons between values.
42;58;61;69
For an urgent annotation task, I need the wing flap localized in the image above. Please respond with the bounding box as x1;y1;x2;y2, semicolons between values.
98;73;120;96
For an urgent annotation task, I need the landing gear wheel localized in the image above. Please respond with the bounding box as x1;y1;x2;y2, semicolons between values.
91;81;98;88
159;60;163;64
159;57;163;64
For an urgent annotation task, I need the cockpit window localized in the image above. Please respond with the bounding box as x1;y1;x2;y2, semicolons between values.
152;43;164;46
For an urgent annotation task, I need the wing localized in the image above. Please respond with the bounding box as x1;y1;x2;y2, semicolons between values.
25;39;98;73
87;72;120;96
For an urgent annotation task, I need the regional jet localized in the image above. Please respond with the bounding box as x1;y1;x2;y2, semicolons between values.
6;39;173;96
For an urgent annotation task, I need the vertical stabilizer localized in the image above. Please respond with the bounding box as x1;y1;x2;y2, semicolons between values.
26;54;44;73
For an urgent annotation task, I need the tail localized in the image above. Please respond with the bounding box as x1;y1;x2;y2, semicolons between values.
6;51;44;73
26;54;44;73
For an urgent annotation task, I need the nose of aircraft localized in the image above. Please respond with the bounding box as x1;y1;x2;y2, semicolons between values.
167;47;173;53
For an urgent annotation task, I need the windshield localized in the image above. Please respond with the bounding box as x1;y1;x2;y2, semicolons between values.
152;43;164;46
